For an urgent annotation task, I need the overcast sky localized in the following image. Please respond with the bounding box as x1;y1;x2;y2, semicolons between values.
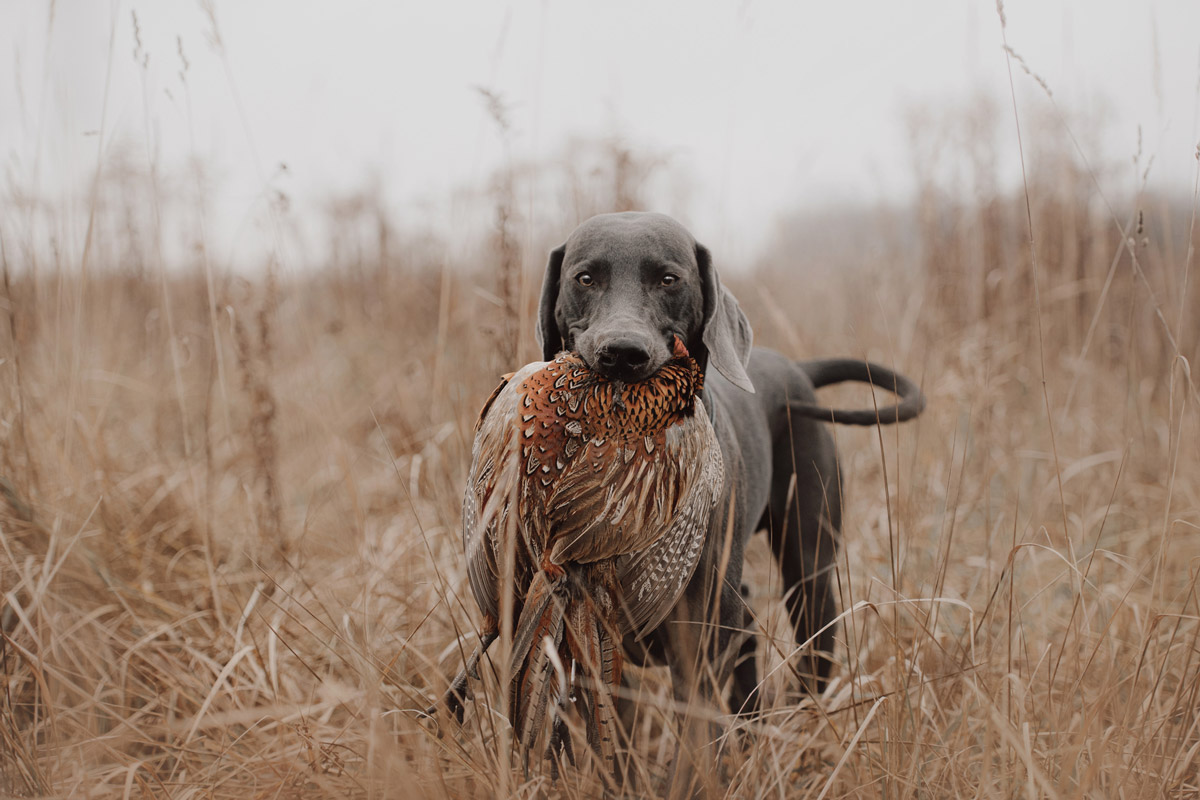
3;0;1198;267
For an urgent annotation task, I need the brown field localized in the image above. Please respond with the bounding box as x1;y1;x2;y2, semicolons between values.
3;107;1200;797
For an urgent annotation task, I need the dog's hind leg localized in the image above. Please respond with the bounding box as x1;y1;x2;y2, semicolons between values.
762;417;843;695
727;584;763;715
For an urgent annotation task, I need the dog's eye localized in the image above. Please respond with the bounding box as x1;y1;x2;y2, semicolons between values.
576;272;594;287
661;274;679;287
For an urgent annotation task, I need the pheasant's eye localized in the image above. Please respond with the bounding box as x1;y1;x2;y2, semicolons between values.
661;273;678;287
576;272;594;287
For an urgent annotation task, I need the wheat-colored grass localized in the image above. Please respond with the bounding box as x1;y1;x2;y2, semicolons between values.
2;141;1197;796
2;13;1199;791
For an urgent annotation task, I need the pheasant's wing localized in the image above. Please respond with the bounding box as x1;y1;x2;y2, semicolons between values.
544;431;682;566
615;401;724;639
463;362;544;621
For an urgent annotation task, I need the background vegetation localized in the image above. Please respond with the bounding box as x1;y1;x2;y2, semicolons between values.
2;29;1199;800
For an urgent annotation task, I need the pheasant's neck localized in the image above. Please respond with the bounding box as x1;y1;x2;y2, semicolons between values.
580;362;698;439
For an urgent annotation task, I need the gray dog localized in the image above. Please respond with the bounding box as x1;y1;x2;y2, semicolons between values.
432;211;923;732
535;211;924;715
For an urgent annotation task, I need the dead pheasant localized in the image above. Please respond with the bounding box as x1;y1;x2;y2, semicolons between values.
436;335;722;774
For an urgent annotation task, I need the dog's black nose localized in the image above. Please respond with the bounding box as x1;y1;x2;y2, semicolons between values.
595;340;651;376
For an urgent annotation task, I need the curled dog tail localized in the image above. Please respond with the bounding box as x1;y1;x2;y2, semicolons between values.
791;359;926;426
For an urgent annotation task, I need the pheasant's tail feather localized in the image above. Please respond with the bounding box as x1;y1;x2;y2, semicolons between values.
548;712;577;778
510;572;566;762
510;571;625;780
566;596;621;777
509;574;555;677
587;667;619;780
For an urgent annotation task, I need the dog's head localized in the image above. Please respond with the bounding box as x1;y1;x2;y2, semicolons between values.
536;212;754;393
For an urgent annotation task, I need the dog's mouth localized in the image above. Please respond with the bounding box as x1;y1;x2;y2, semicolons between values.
590;358;658;384
577;332;687;384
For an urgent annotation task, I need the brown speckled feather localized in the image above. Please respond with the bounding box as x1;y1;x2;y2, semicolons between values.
461;337;722;773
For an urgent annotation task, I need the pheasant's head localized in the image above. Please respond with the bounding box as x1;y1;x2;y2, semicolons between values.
520;338;705;443
662;334;704;397
596;335;703;437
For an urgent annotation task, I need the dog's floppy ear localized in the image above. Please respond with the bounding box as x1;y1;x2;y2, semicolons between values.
535;244;566;361
697;242;755;393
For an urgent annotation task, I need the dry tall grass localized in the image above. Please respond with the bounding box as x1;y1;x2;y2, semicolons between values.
2;88;1199;800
